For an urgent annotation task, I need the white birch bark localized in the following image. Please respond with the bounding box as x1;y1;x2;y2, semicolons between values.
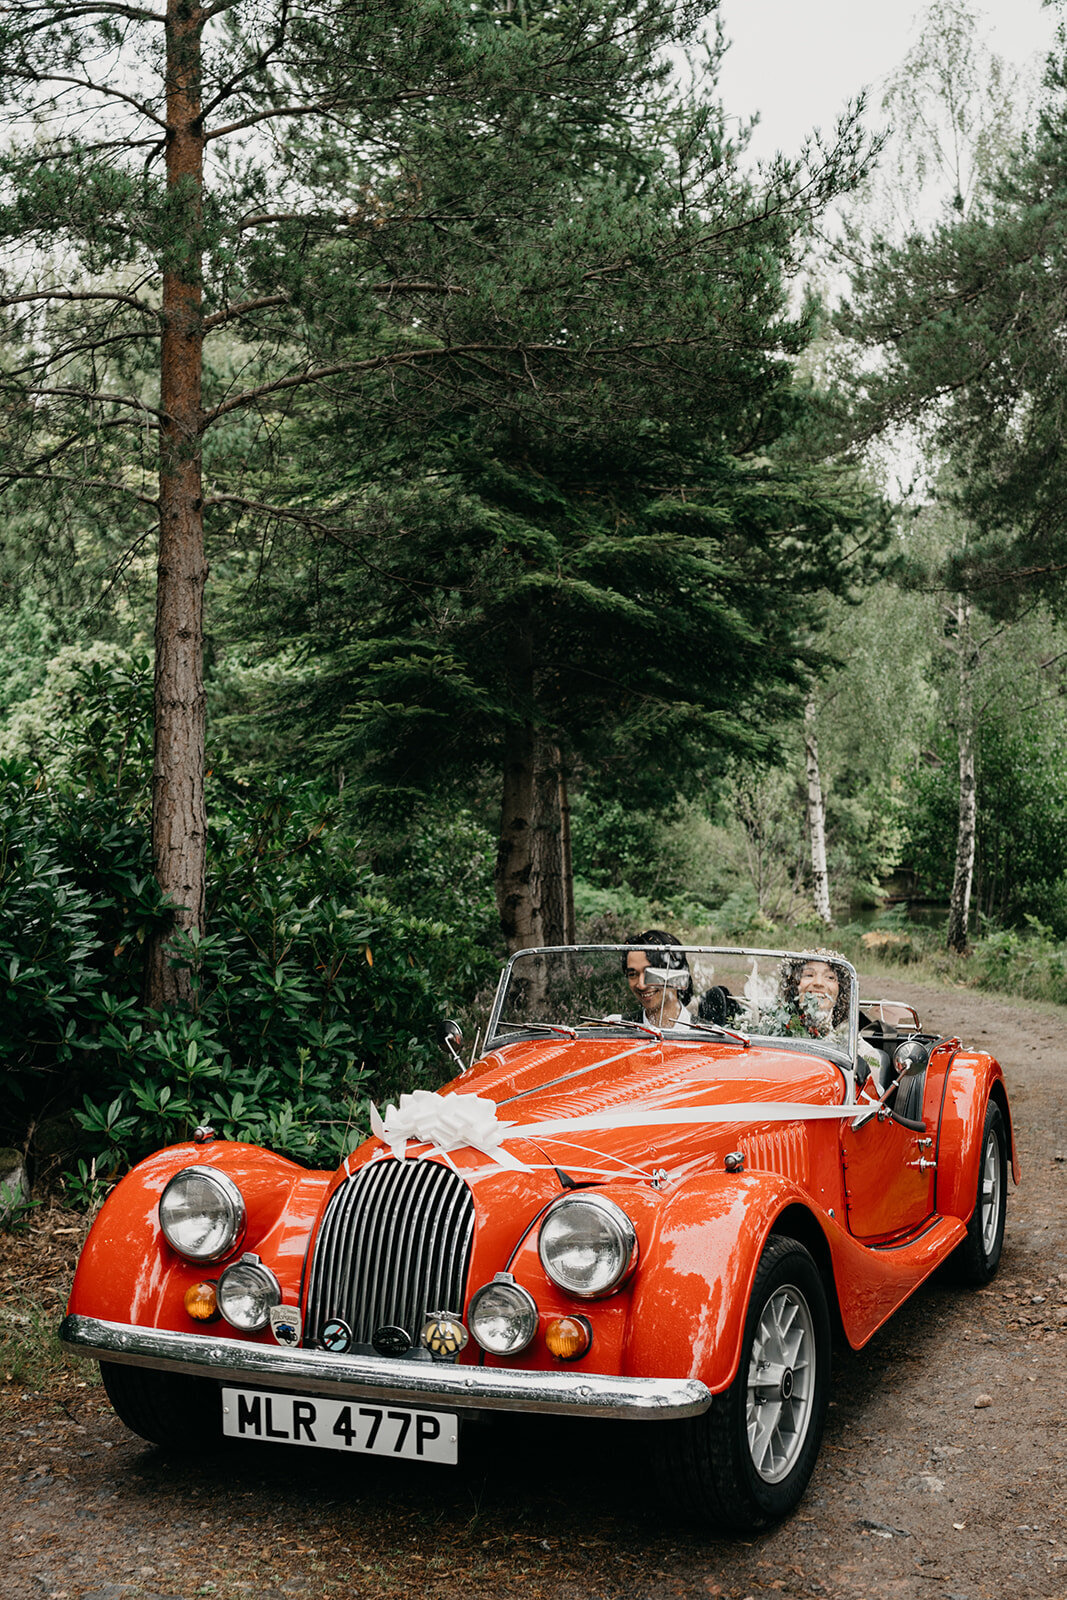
947;597;977;954
804;697;832;926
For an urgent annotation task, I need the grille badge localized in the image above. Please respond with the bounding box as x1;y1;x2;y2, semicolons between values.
269;1305;302;1347
320;1317;352;1352
372;1324;413;1357
422;1312;469;1362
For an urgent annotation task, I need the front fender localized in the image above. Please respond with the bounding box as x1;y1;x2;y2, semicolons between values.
622;1172;811;1395
935;1054;1018;1223
67;1142;330;1335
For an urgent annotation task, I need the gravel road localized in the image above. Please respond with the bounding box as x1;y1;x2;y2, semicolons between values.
2;973;1064;1600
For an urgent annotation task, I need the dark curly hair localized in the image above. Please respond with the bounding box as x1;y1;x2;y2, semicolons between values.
622;929;693;1005
777;950;850;1030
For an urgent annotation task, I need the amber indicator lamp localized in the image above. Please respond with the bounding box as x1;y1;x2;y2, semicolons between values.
184;1281;219;1322
544;1315;592;1361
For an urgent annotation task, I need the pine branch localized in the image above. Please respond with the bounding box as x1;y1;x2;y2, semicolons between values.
5;420;157;479
199;0;291;121
202;492;438;616
0;288;160;319
202;346;504;423
374;280;471;298
234;210;486;233
235;211;323;231
204;332;715;425
206;99;348;142
202;282;471;331
14;384;164;420
10;72;167;128
8;2;163;21
202;294;292;329
85;520;159;617
205;76;503;143
0;470;158;509
967;559;1067;589
7;329;158;382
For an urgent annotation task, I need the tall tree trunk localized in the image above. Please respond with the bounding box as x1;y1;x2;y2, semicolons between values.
534;742;563;946
493;617;575;953
496;715;543;954
804;696;832;926
947;599;976;954
558;766;576;945
145;0;207;1007
495;617;543;954
533;739;574;946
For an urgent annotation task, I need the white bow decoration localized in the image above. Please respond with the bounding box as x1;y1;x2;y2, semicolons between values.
369;1085;883;1172
370;1090;529;1169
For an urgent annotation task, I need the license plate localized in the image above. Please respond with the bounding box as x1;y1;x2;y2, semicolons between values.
221;1387;458;1465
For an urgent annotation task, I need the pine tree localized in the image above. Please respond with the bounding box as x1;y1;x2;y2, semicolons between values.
242;421;879;948
1;0;876;967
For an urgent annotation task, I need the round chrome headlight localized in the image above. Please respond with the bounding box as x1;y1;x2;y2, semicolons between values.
159;1166;245;1263
538;1195;637;1298
217;1254;281;1332
468;1277;538;1355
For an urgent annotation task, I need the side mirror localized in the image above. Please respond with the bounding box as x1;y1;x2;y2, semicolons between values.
440;1019;464;1066
893;1037;931;1076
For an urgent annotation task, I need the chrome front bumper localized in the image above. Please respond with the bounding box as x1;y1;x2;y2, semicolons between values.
59;1314;712;1421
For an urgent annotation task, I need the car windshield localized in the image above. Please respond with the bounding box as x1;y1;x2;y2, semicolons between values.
487;945;859;1060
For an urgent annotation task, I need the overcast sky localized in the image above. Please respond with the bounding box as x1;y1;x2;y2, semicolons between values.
713;0;1060;164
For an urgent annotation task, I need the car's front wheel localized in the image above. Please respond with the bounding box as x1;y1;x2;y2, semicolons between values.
652;1236;831;1532
100;1361;222;1451
952;1099;1008;1286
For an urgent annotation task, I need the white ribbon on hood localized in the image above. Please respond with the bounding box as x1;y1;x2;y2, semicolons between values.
370;1088;876;1169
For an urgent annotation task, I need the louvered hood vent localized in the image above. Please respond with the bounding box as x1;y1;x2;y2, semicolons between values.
304;1158;475;1347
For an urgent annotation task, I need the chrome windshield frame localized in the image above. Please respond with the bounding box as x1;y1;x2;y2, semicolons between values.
484;944;861;1085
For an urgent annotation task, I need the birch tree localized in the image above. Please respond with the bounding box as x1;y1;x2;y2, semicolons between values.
836;0;1043;950
803;696;832;926
944;595;977;951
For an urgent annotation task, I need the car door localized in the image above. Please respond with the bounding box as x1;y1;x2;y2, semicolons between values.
839;1104;937;1243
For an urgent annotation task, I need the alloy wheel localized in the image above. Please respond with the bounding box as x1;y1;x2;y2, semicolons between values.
746;1283;817;1484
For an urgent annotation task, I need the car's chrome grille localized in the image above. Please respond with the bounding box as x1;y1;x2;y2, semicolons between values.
304;1159;475;1346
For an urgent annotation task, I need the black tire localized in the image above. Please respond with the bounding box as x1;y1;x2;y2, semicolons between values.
652;1236;831;1533
952;1100;1008;1286
100;1361;222;1451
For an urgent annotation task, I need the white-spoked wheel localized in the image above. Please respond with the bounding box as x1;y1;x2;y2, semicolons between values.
953;1099;1008;1286
746;1283;817;1484
651;1235;831;1532
979;1124;1003;1258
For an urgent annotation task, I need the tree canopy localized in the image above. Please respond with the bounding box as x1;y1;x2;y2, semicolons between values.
837;47;1067;612
0;0;879;959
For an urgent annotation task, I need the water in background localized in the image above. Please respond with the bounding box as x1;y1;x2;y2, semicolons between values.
849;901;949;930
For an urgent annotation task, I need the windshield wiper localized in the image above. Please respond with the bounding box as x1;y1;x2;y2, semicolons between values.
497;1020;578;1039
677;1018;751;1047
581;1014;749;1045
580;1015;663;1037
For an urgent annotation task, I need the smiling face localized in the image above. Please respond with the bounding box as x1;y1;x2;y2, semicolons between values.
625;950;683;1025
797;960;840;1020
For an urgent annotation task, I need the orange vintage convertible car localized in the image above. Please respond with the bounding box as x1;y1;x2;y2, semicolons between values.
60;944;1017;1531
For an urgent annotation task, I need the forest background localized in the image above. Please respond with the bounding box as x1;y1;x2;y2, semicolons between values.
2;0;1066;1203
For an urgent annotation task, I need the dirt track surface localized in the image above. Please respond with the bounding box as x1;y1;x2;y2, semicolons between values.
2;973;1065;1600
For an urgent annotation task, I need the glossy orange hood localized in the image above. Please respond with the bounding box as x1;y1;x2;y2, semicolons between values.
435;1036;847;1180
